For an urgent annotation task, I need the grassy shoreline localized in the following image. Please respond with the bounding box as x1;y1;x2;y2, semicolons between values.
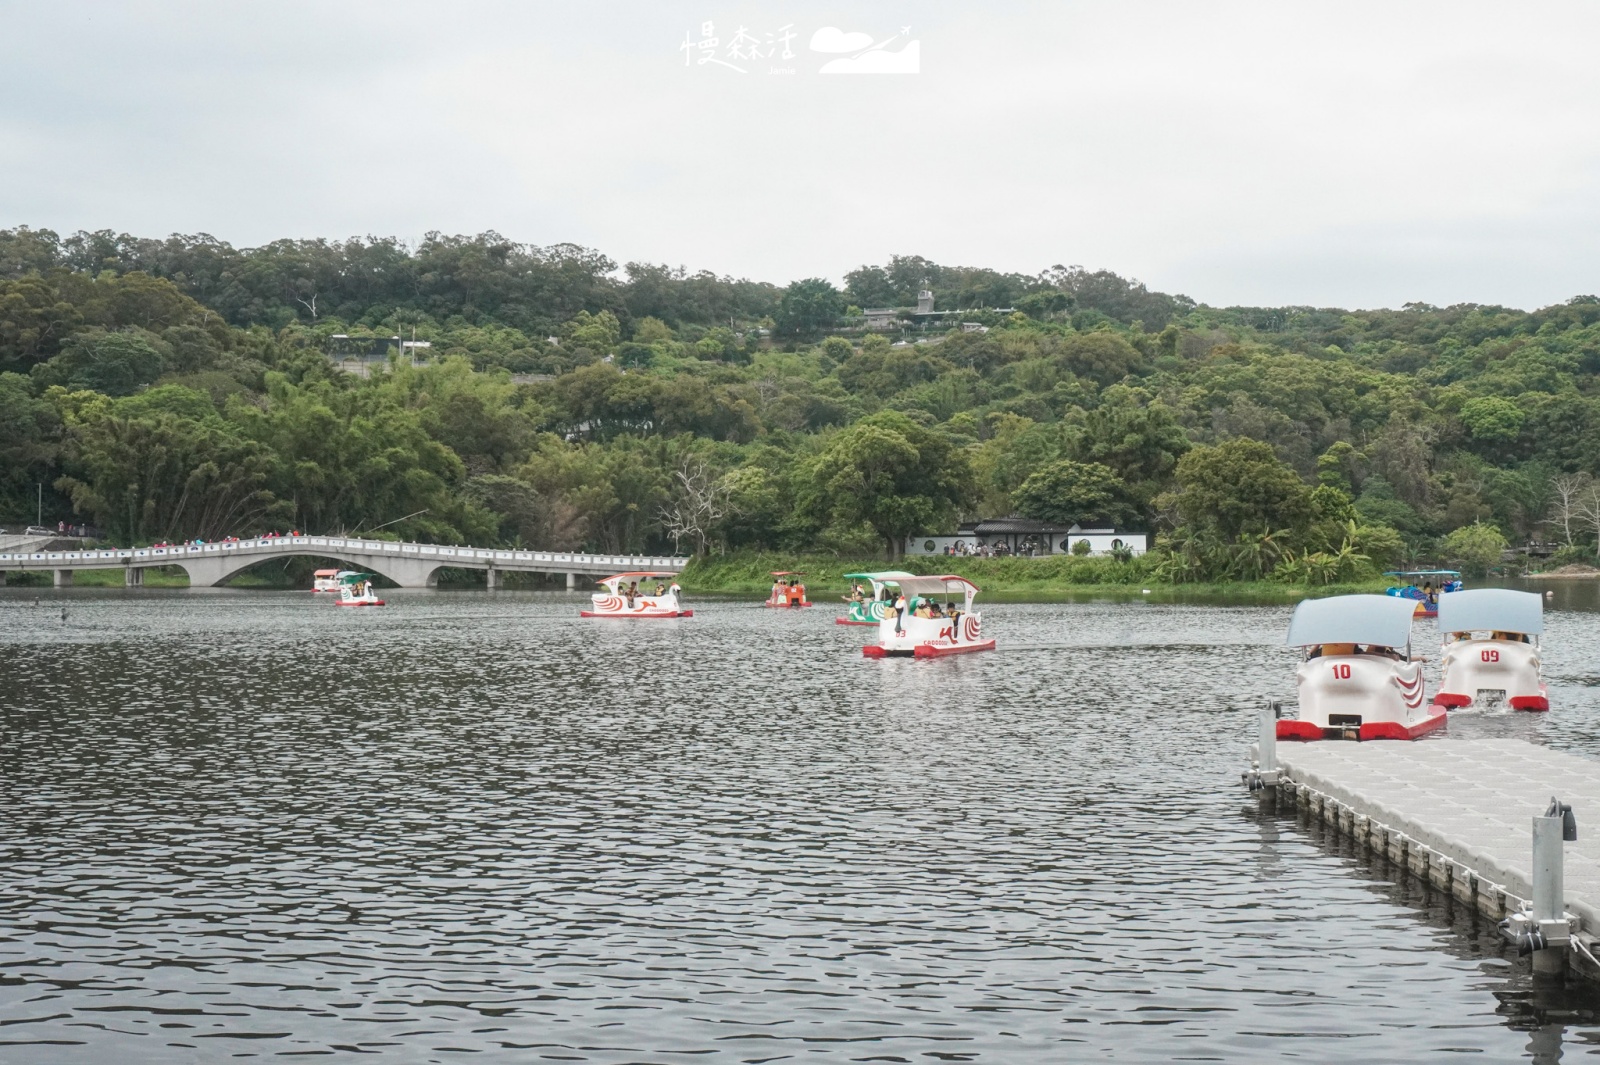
680;553;1388;602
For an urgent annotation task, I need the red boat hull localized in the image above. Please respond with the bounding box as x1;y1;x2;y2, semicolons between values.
334;600;386;607
580;610;693;618
863;639;996;659
1276;709;1447;741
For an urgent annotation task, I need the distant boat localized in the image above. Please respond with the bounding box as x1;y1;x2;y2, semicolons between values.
1383;568;1462;617
764;571;813;608
312;568;343;593
333;572;385;608
581;571;691;619
837;570;913;626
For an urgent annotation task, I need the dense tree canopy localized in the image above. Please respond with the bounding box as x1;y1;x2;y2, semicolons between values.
1;224;1595;583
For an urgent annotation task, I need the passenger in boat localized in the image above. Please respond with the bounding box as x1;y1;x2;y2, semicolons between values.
1360;644;1402;659
1491;630;1529;643
1307;642;1357;659
626;581;638;607
654;582;666;597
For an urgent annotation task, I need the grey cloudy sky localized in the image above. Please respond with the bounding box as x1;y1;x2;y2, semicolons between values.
2;1;1597;309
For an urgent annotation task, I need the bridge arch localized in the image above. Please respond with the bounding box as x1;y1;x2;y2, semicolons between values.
175;551;444;588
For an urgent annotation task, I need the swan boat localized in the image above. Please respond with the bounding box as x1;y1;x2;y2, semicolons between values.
861;575;995;659
334;572;386;607
837;571;914;626
764;571;813;608
1434;588;1548;711
312;568;344;593
1278;593;1442;741
1384;568;1463;617
581;571;691;618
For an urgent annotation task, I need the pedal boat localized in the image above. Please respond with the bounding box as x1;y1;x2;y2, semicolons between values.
1279;593;1441;741
581;571;691;618
862;575;995;659
1434;588;1548;711
837;570;914;625
312;568;344;593
1383;568;1462;618
334;572;386;607
764;571;813;608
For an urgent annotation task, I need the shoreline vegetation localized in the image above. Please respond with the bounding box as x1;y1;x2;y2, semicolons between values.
7;230;1600;587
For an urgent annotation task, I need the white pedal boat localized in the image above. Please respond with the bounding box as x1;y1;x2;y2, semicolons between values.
837;570;913;626
1279;593;1441;741
862;575;994;659
312;568;344;593
581;571;691;619
334;572;385;607
1434;588;1548;711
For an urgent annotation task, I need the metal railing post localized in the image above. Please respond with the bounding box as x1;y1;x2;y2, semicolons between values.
1259;699;1279;776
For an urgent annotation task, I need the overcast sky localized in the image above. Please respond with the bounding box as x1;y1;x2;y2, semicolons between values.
2;1;1597;310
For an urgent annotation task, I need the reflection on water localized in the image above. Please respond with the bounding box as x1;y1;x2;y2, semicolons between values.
3;589;1600;1061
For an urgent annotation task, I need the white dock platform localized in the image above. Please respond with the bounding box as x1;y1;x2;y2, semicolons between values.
1263;738;1600;975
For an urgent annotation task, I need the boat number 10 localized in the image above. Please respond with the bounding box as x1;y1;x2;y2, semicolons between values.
1481;649;1500;663
1330;664;1352;679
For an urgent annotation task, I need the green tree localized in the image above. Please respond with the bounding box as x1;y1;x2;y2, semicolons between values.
1459;396;1525;445
800;410;974;558
1441;521;1509;576
1011;459;1130;525
775;278;844;338
35;329;166;396
1170;438;1313;541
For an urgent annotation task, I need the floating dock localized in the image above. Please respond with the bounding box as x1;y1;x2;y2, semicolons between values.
1249;733;1600;980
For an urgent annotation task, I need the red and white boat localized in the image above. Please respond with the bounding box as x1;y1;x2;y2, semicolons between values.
764;571;813;608
1279;594;1441;741
862;575;994;659
1434;588;1548;712
312;568;344;593
334;572;386;607
581;571;691;619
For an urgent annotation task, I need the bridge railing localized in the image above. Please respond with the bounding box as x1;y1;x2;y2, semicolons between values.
0;535;688;572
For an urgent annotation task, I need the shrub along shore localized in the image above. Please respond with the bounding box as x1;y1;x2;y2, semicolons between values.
680;552;1389;601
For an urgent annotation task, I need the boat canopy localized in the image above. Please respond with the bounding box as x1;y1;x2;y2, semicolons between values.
892;575;981;598
339;571;376;584
1384;569;1462;578
770;571;804;577
1286;594;1418;648
313;568;340;577
598;571;678;583
843;571;915;581
1436;588;1544;635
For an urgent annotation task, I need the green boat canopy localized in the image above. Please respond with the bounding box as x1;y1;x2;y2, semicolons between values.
843;571;916;581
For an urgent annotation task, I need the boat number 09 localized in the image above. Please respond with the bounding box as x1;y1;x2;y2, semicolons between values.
1330;663;1352;679
1481;649;1500;663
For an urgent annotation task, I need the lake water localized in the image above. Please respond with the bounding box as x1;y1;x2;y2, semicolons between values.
5;586;1600;1063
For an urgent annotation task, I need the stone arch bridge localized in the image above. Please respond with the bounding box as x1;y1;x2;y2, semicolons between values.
0;535;687;589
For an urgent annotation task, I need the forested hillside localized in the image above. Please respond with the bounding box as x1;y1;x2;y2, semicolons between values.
4;225;1597;583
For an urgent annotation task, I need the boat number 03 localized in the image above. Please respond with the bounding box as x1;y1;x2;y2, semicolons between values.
1482;649;1500;662
1331;663;1353;679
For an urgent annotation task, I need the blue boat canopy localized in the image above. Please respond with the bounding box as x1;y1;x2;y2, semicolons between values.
1286;594;1419;648
1384;569;1462;578
1436;588;1544;636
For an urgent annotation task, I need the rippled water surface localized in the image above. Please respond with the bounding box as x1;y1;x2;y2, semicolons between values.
6;586;1600;1063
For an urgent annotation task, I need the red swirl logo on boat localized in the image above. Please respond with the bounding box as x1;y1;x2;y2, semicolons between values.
1394;671;1425;709
963;615;980;641
597;595;624;611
